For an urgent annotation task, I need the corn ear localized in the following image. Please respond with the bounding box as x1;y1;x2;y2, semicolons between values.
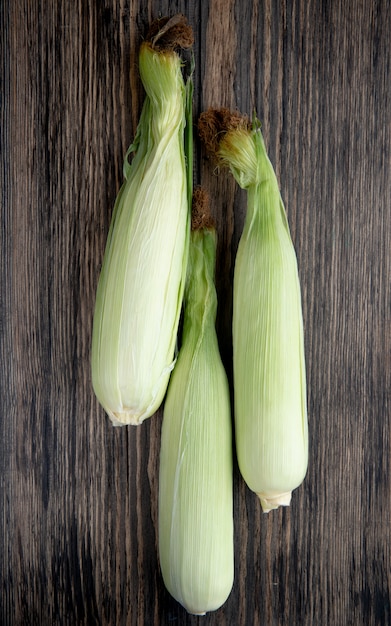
158;215;234;614
91;20;193;426
199;110;308;512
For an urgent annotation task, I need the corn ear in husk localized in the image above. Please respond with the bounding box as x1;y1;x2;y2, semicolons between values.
158;198;234;614
199;109;308;512
91;17;193;426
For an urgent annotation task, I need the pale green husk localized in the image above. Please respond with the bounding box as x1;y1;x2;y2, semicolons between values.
158;228;234;614
91;42;191;426
220;120;308;512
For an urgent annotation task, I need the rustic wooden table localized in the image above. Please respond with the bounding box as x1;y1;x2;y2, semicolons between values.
1;1;390;624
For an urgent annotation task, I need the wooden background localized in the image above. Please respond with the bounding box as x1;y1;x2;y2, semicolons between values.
1;0;390;624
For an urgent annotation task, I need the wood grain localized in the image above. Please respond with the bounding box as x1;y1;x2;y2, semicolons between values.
1;0;391;624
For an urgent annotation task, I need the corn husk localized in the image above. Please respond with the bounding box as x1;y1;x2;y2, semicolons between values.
199;110;308;512
158;214;234;614
91;18;193;426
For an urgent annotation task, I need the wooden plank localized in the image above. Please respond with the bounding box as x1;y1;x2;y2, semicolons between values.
1;0;390;624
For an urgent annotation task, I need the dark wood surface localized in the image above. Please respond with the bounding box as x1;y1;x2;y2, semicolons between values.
1;1;390;624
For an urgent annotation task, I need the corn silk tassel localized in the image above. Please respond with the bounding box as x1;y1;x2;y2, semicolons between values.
91;16;193;426
158;189;234;614
199;109;308;512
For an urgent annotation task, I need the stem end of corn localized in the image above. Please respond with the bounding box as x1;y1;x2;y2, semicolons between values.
189;611;207;617
108;410;147;427
257;491;292;513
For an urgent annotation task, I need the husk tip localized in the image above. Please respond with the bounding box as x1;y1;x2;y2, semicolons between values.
198;107;250;162
146;14;194;51
191;186;215;231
